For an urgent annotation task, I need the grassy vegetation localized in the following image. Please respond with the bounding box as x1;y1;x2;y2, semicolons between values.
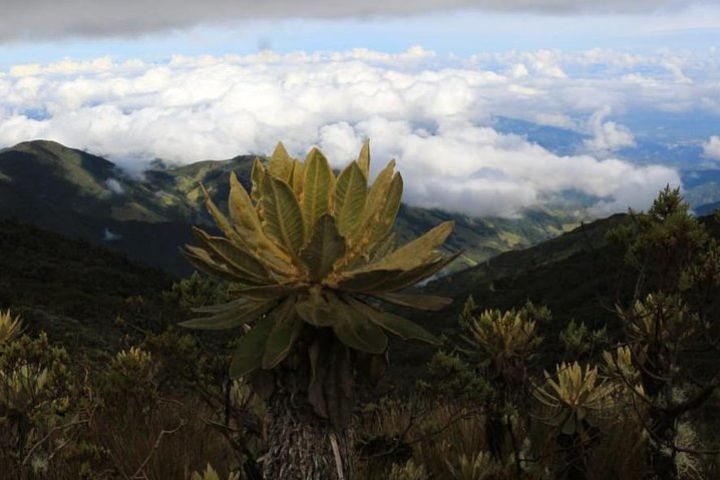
0;204;719;479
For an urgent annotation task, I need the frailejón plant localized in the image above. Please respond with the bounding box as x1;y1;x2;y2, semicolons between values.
181;140;455;478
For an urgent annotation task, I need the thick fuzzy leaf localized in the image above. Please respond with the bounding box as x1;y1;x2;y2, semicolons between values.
361;160;395;227
228;172;269;250
357;139;371;179
334;161;368;236
352;221;454;274
230;283;305;299
192;227;269;283
185;241;256;283
300;214;346;281
228;172;262;232
346;160;396;250
337;270;404;293
260;175;305;254
308;338;354;428
369;173;403;244
268;141;294;182
335;268;405;292
250;158;266;203
228;173;294;275
180;301;273;330
295;287;336;327
369;232;396;262
330;295;388;354
366;253;459;293
308;338;328;417
262;298;302;368
302;148;335;235
374;292;453;311
200;185;238;240
289;159;304;197
336;160;397;267
229;313;276;378
182;247;241;282
350;298;440;345
191;298;249;314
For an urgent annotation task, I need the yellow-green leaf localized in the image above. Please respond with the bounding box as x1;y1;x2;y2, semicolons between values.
182;246;240;282
374;292;452;311
357;139;370;179
348;160;396;247
362;160;395;223
200;184;236;240
335;268;405;292
369;172;403;244
262;298;302;369
308;338;354;427
338;160;397;266
334;161;368;237
229;313;275;378
365;253;459;293
260;175;305;254
295;287;336;327
192;227;269;283
230;283;304;300
268;141;294;182
227;173;294;275
228;172;263;235
251;158;266;203
289;159;304;197
302;147;335;235
191;298;248;314
353;221;454;274
369;232;396;262
350;298;440;345
330;295;388;354
300;214;346;281
180;301;273;330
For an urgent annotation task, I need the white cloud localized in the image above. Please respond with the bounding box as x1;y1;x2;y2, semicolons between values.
703;136;720;161
103;228;121;241
105;178;125;194
0;48;693;217
584;107;636;153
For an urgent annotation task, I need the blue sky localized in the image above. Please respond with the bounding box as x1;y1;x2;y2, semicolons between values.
1;5;719;67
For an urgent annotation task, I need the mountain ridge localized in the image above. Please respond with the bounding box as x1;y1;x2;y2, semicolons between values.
0;139;584;275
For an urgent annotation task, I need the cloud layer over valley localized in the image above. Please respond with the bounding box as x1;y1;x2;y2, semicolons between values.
2;47;716;217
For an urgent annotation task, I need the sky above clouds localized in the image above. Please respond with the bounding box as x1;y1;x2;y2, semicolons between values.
0;0;719;217
0;0;714;42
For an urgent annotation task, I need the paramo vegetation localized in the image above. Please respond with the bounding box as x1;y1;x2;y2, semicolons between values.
2;142;720;479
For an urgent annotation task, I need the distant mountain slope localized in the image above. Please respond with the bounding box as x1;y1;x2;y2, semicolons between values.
426;213;720;352
430;214;629;299
696;201;720;216
0;219;177;356
0;140;583;275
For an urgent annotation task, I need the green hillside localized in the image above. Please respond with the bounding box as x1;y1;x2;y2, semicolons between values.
430;213;629;299
696;200;720;216
0;140;583;275
425;211;720;356
0;218;177;357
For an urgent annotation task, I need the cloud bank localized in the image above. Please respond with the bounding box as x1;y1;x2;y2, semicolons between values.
584;107;635;154
0;0;711;41
703;136;720;161
0;47;704;217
